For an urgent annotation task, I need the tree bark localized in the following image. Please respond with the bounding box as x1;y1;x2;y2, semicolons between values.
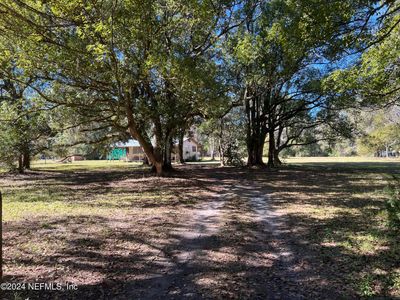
143;155;150;165
127;125;165;176
274;126;283;166
273;150;282;166
267;130;276;168
178;132;185;164
18;154;24;174
162;136;173;171
245;87;267;167
210;137;215;161
23;149;30;169
219;138;225;166
247;132;266;167
126;102;167;176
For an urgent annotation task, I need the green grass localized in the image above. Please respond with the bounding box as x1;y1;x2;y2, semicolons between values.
276;157;400;298
4;192;175;222
284;156;400;163
31;159;144;172
2;184;175;222
284;156;400;170
1;160;158;221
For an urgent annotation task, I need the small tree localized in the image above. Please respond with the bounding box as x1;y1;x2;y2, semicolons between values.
0;55;52;172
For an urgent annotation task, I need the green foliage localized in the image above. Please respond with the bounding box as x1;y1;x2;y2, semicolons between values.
224;0;375;166
355;108;400;156
324;13;400;107
199;107;246;166
0;99;52;170
359;274;375;297
0;0;398;170
386;182;400;230
223;142;245;166
0;58;53;170
218;108;247;166
0;0;237;172
184;154;199;162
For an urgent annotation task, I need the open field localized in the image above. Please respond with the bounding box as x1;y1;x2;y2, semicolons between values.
1;158;400;299
285;156;400;165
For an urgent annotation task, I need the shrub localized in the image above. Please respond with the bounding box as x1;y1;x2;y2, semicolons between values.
386;181;400;230
220;139;244;167
185;155;198;162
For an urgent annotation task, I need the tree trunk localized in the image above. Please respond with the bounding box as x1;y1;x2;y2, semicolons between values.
126;102;168;176
18;154;24;174
143;155;150;165
219;120;225;166
178;132;185;164
162;137;173;171
153;162;163;175
274;150;282;166
210;137;215;161
247;132;266;167
23;149;30;169
267;130;276;168
244;88;266;167
219;138;225;166
274;125;283;166
127;125;165;176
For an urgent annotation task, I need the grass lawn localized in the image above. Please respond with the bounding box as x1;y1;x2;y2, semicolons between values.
2;160;148;222
1;157;399;299
282;157;400;297
285;156;400;170
31;159;145;171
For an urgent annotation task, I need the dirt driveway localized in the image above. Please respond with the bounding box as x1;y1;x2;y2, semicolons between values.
2;164;399;299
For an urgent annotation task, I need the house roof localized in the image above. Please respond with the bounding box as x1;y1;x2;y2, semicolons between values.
184;137;200;146
115;139;141;147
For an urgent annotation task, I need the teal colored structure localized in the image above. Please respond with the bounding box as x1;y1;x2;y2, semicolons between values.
107;148;127;160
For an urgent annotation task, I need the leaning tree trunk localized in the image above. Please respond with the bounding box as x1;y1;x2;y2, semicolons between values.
127;125;164;175
126;104;167;176
273;125;283;166
143;155;150;166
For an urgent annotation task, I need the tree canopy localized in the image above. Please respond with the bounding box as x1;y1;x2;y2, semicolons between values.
0;0;398;173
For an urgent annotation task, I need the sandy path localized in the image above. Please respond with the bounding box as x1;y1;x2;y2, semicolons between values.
135;179;311;299
233;182;308;299
134;195;228;299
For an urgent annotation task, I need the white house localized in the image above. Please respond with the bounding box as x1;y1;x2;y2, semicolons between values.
109;137;201;161
179;137;201;161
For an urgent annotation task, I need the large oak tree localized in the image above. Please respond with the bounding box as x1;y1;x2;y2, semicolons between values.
0;0;241;175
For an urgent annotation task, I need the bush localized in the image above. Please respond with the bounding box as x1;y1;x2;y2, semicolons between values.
386;182;400;230
185;155;198;162
224;142;244;167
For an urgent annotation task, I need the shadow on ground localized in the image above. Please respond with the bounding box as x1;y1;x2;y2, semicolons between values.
2;162;399;299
